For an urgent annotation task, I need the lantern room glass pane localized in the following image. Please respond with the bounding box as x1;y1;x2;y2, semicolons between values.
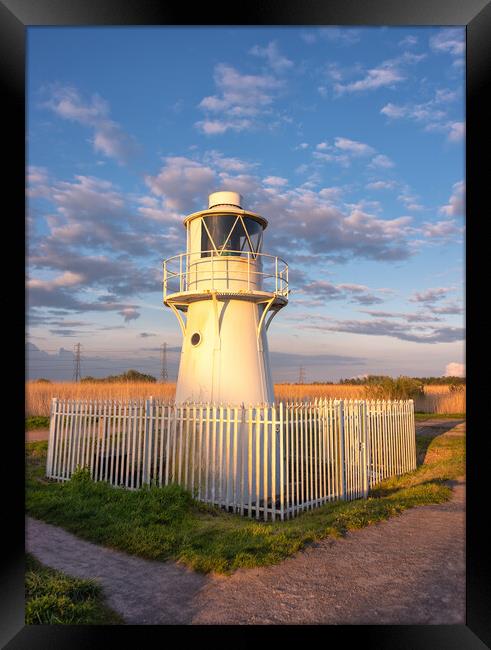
201;215;239;256
201;215;264;257
243;217;263;253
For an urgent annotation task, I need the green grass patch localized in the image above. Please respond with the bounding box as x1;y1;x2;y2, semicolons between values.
414;413;465;420
25;553;123;624
26;416;50;430
26;429;465;575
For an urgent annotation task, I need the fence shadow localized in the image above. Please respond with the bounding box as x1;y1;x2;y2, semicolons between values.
415;419;465;466
370;477;448;499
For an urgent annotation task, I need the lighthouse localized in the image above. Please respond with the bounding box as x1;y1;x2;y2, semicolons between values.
163;191;288;405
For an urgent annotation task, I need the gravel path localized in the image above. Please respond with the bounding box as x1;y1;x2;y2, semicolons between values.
26;420;465;625
26;518;207;624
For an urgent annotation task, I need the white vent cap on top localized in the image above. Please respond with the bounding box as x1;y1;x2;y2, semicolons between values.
208;191;243;209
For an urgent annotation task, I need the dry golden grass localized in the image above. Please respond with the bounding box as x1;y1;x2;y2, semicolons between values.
26;382;177;418
415;384;466;415
274;384;366;401
26;381;466;417
275;383;465;414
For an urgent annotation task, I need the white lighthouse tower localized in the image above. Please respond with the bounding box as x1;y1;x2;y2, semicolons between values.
163;191;288;405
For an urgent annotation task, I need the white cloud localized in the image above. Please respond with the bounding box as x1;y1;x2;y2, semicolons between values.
119;307;140;323
319;187;343;201
447;121;465;142
366;180;396;190
45;86;109;123
301;28;360;46
381;87;460;138
302;317;463;344
381;101;446;123
196;63;283;134
263;176;288;187
410;287;452;303
335;67;404;94
398;35;418;47
145;156;216;212
440;181;465;217
423;120;466;143
370;154;395;169
430;28;465;56
195;118;253;135
249;41;293;72
397;191;424;212
334;137;375;156
43;85;139;164
28;271;86;291
28;166;49;185
333;51;425;95
435;88;459;103
27;166;51;198
420;219;462;240
311;138;380;168
203;150;256;173
301;280;385;305
445;362;465;377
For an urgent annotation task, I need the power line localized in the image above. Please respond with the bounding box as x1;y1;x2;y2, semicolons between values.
160;342;168;383
298;365;306;384
73;343;82;382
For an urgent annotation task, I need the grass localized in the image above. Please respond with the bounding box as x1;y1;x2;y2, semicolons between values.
25;553;123;625
414;412;466;420
26;416;50;430
26;381;465;417
26;424;465;575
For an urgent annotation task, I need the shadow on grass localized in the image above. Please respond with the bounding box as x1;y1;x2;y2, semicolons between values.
415;420;464;466
370;477;448;499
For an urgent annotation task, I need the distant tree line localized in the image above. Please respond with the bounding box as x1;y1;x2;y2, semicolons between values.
80;369;157;383
338;375;465;386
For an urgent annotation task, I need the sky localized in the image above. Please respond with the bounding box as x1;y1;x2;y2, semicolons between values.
26;26;465;382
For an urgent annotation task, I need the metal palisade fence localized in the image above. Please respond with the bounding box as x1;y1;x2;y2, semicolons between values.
46;398;416;521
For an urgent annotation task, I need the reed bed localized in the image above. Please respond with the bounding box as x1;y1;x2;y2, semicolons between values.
26;381;177;418
274;383;465;414
25;381;465;417
415;384;466;415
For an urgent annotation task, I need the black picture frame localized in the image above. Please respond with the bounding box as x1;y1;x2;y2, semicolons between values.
4;0;489;647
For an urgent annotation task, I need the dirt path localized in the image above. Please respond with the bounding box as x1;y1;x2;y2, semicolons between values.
26;421;465;625
26;518;207;624
26;429;49;442
192;478;465;624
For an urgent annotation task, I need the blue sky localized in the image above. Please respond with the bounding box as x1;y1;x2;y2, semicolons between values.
27;26;465;382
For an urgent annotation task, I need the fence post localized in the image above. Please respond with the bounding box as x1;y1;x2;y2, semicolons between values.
143;396;153;485
46;397;57;478
339;400;347;500
279;401;284;521
410;399;416;470
361;401;369;498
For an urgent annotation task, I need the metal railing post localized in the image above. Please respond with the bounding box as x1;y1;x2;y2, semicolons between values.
339;400;347;500
361;401;369;498
46;397;57;478
163;262;167;301
143;396;153;485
